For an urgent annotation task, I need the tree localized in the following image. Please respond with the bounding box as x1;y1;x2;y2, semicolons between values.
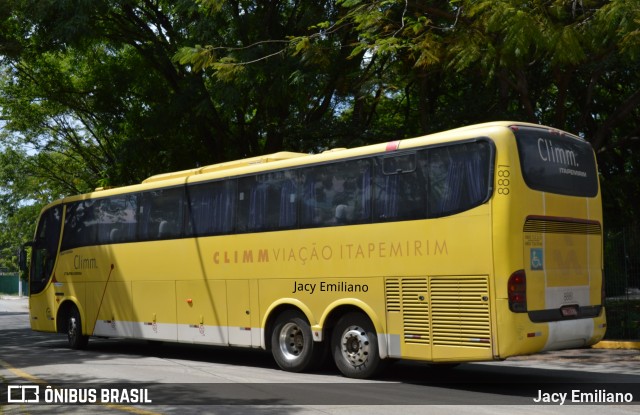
0;147;45;271
1;0;232;190
277;0;640;226
0;0;639;237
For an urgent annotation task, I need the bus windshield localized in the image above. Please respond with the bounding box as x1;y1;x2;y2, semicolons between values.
513;126;599;197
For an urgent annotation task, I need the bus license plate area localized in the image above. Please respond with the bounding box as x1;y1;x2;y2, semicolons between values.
560;305;579;318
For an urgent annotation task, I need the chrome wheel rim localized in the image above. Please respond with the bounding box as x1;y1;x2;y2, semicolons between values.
278;322;305;361
68;316;78;340
339;325;370;367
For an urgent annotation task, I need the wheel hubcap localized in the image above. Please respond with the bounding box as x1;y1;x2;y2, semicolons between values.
340;325;370;366
278;322;305;361
68;316;77;339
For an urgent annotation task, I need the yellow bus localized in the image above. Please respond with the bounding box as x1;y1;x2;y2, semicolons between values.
22;121;606;378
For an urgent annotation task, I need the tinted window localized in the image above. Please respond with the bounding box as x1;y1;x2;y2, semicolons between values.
94;195;138;244
514;127;598;197
428;141;492;216
237;171;298;232
62;195;138;249
374;141;492;221
187;180;236;236
31;205;62;293
57;140;494;248
62;200;99;249
139;188;185;240
299;159;371;227
375;153;426;221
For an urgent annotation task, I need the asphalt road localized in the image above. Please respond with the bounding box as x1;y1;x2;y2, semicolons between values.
1;296;639;415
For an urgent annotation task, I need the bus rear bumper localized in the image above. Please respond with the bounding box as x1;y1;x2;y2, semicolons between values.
497;302;607;358
542;317;605;351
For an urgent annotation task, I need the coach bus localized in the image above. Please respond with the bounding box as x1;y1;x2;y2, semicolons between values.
22;121;606;378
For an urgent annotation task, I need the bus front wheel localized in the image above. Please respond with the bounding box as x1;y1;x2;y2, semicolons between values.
67;306;89;350
331;312;381;379
271;310;319;372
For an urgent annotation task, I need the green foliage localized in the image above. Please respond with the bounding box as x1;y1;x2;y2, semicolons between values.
0;0;639;248
174;45;219;73
0;148;45;271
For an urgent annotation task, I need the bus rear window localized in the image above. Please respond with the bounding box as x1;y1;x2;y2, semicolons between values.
513;126;599;197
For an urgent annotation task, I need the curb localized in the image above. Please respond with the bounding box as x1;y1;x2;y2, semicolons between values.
592;340;640;350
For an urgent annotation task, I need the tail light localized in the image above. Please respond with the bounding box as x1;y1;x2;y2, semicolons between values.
508;270;527;313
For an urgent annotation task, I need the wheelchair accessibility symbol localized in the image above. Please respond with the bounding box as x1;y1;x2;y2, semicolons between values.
530;248;544;271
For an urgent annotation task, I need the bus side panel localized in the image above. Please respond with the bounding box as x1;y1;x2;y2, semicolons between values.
226;280;252;346
258;277;385;332
53;245;130;339
491;131;546;357
28;289;58;333
108;239;189;342
384;275;493;362
382;206;493;361
87;281;133;337
248;206;494;362
493;301;548;356
131;281;177;341
176;279;227;345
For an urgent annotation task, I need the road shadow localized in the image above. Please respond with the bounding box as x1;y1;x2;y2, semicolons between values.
2;314;639;406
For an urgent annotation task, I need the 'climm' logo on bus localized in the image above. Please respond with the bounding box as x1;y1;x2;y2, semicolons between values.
213;239;448;266
537;138;579;167
74;255;98;270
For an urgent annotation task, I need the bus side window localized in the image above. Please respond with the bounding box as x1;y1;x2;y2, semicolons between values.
237;171;298;232
186;180;236;236
94;195;138;244
139;188;185;240
62;201;98;249
428;142;491;217
300;159;371;227
374;152;426;221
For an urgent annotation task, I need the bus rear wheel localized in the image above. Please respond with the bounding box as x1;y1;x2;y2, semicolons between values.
271;310;320;372
67;306;89;350
331;312;381;379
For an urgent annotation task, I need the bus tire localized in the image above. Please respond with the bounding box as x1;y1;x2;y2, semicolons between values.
331;312;381;379
271;310;318;372
67;306;89;350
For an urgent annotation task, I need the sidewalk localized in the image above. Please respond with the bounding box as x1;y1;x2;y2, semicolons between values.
0;294;29;313
500;345;640;375
594;340;640;349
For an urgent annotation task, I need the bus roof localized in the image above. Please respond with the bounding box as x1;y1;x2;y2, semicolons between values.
142;151;308;184
54;121;554;206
